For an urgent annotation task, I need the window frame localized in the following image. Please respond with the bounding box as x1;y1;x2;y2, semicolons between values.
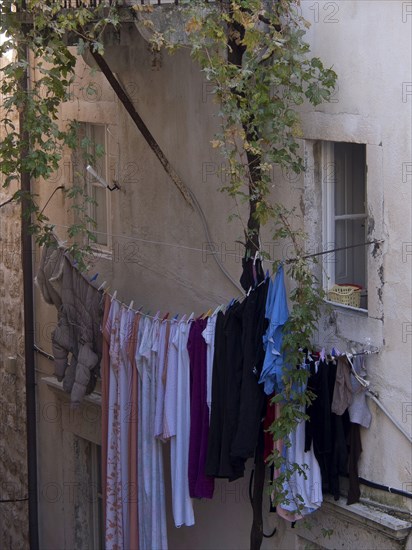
321;141;368;311
84;122;112;255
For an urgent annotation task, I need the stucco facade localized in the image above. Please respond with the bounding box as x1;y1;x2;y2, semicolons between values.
0;1;411;549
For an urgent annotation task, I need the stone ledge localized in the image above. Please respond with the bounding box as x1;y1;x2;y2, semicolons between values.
41;376;102;408
321;495;412;541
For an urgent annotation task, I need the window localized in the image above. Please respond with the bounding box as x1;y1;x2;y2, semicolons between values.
321;142;368;309
85;123;111;249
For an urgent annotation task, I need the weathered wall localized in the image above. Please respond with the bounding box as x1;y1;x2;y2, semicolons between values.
31;1;412;549
0;72;29;547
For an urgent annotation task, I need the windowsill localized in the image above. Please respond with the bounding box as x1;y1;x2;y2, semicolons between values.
324;299;368;314
42;376;102;407
320;495;412;541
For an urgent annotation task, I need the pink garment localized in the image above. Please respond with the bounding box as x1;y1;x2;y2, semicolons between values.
101;293;111;528
119;307;135;547
105;299;123;549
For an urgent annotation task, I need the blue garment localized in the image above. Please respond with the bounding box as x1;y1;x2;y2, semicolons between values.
259;265;289;395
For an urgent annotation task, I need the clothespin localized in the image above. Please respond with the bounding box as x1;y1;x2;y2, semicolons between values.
187;312;195;322
265;269;270;280
212;304;222;316
173;313;179;320
226;298;235;311
320;347;326;361
128;300;134;311
112;290;117;302
162;312;169;322
90;273;98;282
98;280;107;291
201;308;212;320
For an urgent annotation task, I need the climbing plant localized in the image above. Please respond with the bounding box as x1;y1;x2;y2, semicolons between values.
0;0;337;542
138;0;337;524
0;0;122;268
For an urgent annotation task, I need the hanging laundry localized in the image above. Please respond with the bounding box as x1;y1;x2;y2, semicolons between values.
230;275;269;474
135;314;168;549
127;313;140;550
206;301;245;481
149;317;168;549
105;299;123;549
35;236;65;309
101;293;111;530
205;310;226;477
259;265;289;396
164;317;195;527
304;357;334;491
154;319;170;440
207;258;269;482
331;355;354;415
348;355;372;428
277;403;323;520
187;318;214;499
118;306;135;548
37;248;103;404
135;315;146;547
201;313;217;423
137;315;154;548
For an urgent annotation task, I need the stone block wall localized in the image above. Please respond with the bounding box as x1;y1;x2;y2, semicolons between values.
0;183;29;547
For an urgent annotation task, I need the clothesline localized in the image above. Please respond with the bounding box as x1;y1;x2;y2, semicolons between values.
46;231;383;361
36;237;391;550
51;223;383;265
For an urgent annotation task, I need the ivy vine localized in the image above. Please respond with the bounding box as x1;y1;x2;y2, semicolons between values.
0;0;337;532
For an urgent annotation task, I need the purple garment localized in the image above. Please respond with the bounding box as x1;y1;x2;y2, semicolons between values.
187;319;215;499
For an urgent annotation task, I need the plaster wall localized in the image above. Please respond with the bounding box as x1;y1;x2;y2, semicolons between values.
32;2;412;548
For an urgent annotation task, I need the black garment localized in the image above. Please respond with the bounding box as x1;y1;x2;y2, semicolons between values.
330;410;350;500
305;359;334;485
205;302;245;481
239;257;265;292
305;356;358;501
206;259;269;482
231;278;269;474
347;422;362;504
205;310;227;477
219;299;246;480
305;358;334;492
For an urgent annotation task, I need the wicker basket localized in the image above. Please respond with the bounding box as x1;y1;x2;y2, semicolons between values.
327;284;362;308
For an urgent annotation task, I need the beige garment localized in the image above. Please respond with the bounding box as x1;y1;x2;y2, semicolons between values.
331;355;353;415
101;293;111;529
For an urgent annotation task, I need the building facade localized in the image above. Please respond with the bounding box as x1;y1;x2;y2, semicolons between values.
0;1;411;549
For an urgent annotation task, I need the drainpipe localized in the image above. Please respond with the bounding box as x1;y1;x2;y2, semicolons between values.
19;39;40;550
